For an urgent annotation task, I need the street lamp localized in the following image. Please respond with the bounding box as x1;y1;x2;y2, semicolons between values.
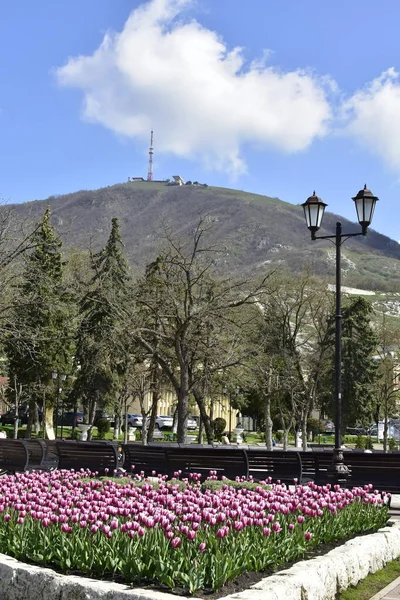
302;185;379;482
52;370;67;439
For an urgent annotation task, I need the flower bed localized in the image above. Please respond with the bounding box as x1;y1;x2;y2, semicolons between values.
0;470;389;595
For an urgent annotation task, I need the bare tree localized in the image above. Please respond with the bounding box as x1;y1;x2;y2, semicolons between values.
131;219;274;443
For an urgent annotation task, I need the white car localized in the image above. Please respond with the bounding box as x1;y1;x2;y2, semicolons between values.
187;416;198;431
126;414;143;428
155;415;174;429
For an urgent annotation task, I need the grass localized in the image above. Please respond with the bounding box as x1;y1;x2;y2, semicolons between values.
340;558;400;599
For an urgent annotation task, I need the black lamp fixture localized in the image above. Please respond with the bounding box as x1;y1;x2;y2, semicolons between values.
352;184;379;235
301;191;327;240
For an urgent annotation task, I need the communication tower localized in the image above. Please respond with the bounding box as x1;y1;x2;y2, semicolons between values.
147;130;154;181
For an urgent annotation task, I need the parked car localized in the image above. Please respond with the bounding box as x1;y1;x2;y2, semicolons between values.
155;415;173;430
187;416;198;431
321;419;335;433
125;414;143;428
94;411;113;426
1;404;41;425
56;412;84;427
1;410;22;425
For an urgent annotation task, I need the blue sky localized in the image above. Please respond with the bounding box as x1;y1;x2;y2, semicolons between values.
1;0;400;240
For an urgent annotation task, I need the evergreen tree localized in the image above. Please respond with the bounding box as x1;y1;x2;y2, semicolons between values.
322;296;378;429
5;207;74;436
341;297;378;427
73;218;131;429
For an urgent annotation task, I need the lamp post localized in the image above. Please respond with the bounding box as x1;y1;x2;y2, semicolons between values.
52;370;67;439
301;185;379;482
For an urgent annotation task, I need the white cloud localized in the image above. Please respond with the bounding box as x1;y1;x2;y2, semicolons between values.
56;0;333;177
343;68;400;172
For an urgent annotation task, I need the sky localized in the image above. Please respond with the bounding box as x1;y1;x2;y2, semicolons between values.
1;0;400;240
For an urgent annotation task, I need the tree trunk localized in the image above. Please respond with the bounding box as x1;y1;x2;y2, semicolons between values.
264;392;273;450
301;414;308;452
177;364;189;444
193;390;213;443
87;395;97;441
25;412;33;439
147;389;159;443
113;412;120;440
384;390;389;453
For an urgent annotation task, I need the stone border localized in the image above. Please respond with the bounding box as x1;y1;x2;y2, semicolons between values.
1;522;400;600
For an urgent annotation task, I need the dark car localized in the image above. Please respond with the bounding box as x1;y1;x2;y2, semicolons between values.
56;412;84;426
1;410;22;425
1;404;41;425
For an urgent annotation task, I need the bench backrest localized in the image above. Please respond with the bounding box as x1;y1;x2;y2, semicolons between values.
167;446;249;481
24;439;46;469
56;441;118;475
0;440;29;472
345;453;400;492
122;443;173;476
247;449;302;483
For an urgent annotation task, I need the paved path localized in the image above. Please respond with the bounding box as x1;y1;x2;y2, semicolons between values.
370;578;400;599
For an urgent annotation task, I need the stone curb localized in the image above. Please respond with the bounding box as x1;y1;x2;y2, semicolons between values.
1;522;400;600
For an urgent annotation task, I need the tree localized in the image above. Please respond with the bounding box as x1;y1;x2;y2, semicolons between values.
322;296;378;432
374;314;400;451
132;220;271;443
73;218;131;433
253;271;333;450
5;207;74;437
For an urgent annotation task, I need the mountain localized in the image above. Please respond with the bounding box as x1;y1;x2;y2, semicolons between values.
9;181;400;291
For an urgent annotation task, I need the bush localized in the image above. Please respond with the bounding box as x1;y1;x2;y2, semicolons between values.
365;436;374;450
274;430;283;443
307;419;324;438
388;437;398;451
355;435;365;449
212;418;226;441
96;418;111;440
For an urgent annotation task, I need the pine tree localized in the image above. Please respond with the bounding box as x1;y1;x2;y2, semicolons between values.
73;218;131;429
341;297;378;428
321;296;378;430
5;207;74;436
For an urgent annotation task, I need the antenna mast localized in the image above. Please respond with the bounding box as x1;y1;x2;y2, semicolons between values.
147;130;154;181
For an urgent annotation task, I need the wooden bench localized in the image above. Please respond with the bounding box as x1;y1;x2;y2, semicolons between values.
24;439;46;469
166;446;249;481
43;440;59;470
297;451;317;483
0;440;29;473
56;441;118;475
122;443;172;476
246;449;302;484
345;452;400;494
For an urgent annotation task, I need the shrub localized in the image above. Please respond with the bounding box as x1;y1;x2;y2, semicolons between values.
355;435;365;449
274;430;283;443
307;419;324;439
96;418;111;440
388;437;398;451
365;436;374;450
212;417;226;440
